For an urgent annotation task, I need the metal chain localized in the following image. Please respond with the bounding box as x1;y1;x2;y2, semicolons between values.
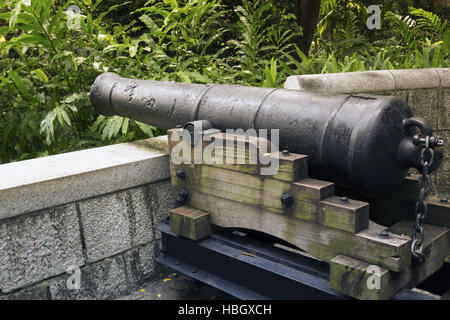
411;136;434;263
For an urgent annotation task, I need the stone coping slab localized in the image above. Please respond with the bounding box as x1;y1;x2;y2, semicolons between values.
0;135;170;221
284;68;449;93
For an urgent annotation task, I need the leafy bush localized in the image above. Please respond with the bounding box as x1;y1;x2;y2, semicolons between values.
311;1;449;71
0;0;162;163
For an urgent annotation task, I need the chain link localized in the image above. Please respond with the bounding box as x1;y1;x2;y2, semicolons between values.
411;136;434;263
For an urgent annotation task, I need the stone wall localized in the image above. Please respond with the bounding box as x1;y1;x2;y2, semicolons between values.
285;68;449;198
0;136;174;299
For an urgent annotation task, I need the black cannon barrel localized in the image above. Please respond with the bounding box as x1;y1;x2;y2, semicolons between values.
90;72;443;198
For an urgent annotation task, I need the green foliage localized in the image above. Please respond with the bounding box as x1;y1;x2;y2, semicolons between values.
0;0;160;163
133;0;231;83
310;1;449;72
0;0;448;164
228;0;301;85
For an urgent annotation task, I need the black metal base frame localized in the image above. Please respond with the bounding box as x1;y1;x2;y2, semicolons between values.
155;222;436;300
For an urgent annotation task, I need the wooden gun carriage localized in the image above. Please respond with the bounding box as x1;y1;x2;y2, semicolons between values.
166;128;449;300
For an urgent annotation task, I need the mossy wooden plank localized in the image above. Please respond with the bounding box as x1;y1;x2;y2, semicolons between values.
421;197;450;228
167;129;182;152
167;128;197;165
330;255;392;300
172;164;368;233
330;221;450;300
338;175;450;228
291;179;334;201
210;150;308;182
209;132;273;154
169;129;272;166
388;221;450;274
168;129;308;182
184;189;410;271
271;153;308;182
170;206;212;241
383;174;450;228
320;196;369;233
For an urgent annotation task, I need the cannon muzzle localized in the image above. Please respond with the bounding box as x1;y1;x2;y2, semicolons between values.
90;72;443;198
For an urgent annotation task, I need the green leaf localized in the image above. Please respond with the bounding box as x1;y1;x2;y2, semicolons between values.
99;116;126;140
139;14;159;32
92;0;105;11
0;12;11;21
40;109;57;145
129;45;137;57
0;26;8;34
167;0;179;9
56;106;72;126
176;71;191;83
64;93;82;104
187;71;211;83
9;1;22;29
443;30;450;55
39;0;51;23
86;13;93;34
98;2;131;20
90;115;106;132
15;34;50;46
34;69;48;82
8;70;29;98
135;121;155;137
122;118;129;135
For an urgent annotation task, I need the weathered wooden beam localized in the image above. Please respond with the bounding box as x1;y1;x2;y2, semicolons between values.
330;221;450;299
270;153;309;182
184;189;410;272
291;178;334;201
168;129;308;182
342;175;450;229
172;165;368;233
377;177;450;228
330;255;391;300
320;196;369;233
170;206;212;241
423;197;450;229
168;129;270;164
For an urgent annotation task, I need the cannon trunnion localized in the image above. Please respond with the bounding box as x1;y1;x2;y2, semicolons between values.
90;72;442;198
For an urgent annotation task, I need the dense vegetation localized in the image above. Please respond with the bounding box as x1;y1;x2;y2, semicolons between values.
0;0;448;163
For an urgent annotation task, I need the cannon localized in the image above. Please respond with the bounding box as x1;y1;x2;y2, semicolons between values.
90;73;450;300
90;72;443;198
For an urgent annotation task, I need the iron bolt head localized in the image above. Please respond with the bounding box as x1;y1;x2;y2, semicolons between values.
440;198;448;204
282;149;290;155
340;196;349;203
281;191;294;207
429;136;444;147
379;230;389;239
176;168;186;179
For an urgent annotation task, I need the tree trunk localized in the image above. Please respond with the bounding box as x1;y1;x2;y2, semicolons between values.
294;0;322;55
